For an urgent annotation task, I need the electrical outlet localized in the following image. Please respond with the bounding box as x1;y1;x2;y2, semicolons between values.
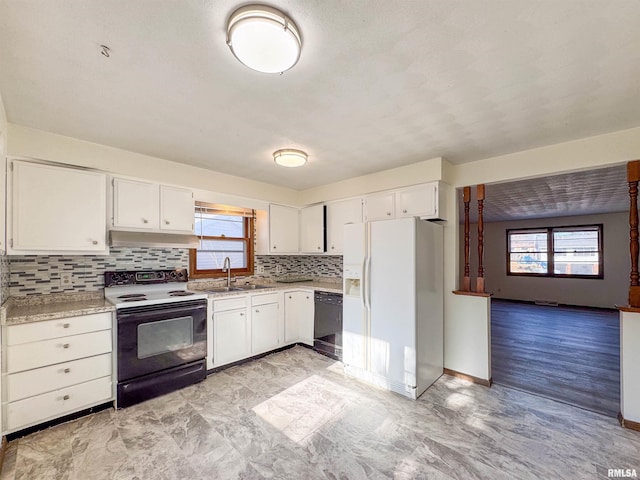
257;265;265;274
60;272;73;287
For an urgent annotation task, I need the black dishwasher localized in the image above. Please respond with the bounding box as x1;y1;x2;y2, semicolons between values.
313;291;343;360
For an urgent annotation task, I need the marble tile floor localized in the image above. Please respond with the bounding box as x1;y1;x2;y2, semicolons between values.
1;346;638;480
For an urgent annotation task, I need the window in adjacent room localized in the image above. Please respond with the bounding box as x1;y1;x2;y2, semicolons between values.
189;202;254;279
507;224;603;278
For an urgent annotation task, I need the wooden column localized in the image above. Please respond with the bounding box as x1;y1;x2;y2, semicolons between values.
628;161;640;307
476;184;485;293
463;187;471;291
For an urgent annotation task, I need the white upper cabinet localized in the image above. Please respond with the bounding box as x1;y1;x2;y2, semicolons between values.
269;204;299;253
159;185;194;233
300;204;326;253
9;160;107;254
396;183;437;219
112;178;159;230
326;198;362;254
111;177;194;233
0;142;6;252
363;191;395;221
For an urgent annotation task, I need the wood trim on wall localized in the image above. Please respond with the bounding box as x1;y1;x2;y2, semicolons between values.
444;368;492;387
618;412;640;432
0;437;8;474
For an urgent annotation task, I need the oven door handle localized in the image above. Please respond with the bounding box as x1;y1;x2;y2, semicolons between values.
117;302;207;324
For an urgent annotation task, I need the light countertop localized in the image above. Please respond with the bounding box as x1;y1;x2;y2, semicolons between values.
3;280;343;326
191;281;343;298
4;292;115;326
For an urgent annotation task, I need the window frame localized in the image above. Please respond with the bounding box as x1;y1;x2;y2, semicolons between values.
189;211;255;279
506;224;603;279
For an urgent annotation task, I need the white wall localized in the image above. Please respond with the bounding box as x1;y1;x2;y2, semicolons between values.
449;125;640;188
621;311;640;424
7;124;301;208
461;213;628;308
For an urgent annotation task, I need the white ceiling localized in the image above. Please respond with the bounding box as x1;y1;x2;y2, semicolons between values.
1;1;639;190
460;164;629;223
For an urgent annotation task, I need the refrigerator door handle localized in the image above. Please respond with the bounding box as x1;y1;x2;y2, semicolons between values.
365;256;372;309
361;257;367;310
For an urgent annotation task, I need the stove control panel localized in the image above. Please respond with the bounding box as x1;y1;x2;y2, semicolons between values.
105;269;188;287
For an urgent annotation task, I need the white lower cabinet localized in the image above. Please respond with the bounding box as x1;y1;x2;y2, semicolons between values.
209;290;316;368
284;290;315;346
213;297;250;367
251;302;280;355
2;312;114;434
6;376;112;432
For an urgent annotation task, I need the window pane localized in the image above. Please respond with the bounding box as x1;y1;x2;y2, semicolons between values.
196;249;247;270
509;253;548;274
195;214;245;237
509;232;548;252
199;239;244;251
554;254;600;276
553;229;599;253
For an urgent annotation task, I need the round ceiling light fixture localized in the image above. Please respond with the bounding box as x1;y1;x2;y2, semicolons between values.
273;149;308;167
226;5;302;74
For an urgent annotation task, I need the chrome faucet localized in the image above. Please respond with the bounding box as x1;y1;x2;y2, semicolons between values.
223;256;232;288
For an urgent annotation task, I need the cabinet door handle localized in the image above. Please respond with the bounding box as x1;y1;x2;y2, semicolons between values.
317;246;321;250
402;209;407;214
306;296;309;299
386;212;391;216
165;220;170;225
331;246;335;250
255;309;260;313
62;343;70;349
240;312;244;316
273;245;277;249
64;368;71;374
63;395;70;401
62;323;70;329
92;240;98;245
288;296;292;299
142;218;148;224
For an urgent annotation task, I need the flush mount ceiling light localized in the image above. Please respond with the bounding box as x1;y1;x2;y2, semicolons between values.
273;149;307;167
226;5;302;74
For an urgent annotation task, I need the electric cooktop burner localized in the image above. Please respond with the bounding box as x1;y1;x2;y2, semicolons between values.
168;291;195;297
118;293;147;299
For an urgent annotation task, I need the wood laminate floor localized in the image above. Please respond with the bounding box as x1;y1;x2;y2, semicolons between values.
491;299;620;417
1;346;638;479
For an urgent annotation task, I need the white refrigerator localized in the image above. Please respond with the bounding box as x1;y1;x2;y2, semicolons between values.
342;217;443;399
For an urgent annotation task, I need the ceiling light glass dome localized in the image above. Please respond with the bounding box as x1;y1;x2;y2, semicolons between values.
226;5;302;74
273;149;308;167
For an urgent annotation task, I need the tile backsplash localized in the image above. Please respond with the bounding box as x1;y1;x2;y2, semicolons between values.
9;248;189;296
8;250;343;297
255;255;343;279
0;251;9;305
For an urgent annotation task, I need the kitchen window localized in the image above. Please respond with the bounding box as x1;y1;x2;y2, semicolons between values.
189;202;254;279
507;225;603;278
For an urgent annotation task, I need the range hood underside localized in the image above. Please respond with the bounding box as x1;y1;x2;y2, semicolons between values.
109;230;199;249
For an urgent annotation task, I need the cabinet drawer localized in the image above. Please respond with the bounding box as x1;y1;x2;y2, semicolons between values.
7;330;113;374
7;312;112;346
6;376;113;432
214;296;248;312
251;292;279;306
7;353;112;402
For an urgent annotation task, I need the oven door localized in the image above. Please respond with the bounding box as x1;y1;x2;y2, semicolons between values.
117;300;207;382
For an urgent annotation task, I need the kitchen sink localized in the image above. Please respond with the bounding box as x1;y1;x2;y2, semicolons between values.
204;287;238;293
234;284;272;291
204;285;271;293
